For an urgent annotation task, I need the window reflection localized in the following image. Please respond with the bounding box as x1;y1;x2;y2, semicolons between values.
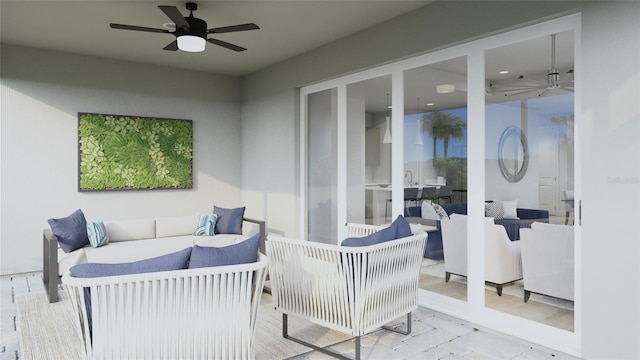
403;57;469;302
485;31;575;332
346;76;392;226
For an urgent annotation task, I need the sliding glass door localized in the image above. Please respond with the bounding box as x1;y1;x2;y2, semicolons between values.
300;14;580;354
484;30;576;331
306;88;337;244
403;57;469;302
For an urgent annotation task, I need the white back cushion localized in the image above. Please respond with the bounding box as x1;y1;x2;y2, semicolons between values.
104;219;156;242
156;215;198;238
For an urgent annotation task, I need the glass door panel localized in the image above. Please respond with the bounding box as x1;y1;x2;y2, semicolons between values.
484;30;575;331
346;76;392;226
307;88;338;244
404;56;468;301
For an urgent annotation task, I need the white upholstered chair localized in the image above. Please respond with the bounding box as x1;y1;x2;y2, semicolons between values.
266;224;427;360
441;214;523;295
563;190;575;225
520;222;574;302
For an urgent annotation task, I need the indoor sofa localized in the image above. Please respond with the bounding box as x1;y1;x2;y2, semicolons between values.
43;213;265;303
405;202;549;260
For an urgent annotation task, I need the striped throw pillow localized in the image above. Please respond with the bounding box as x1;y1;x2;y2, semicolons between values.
87;220;109;248
193;213;218;236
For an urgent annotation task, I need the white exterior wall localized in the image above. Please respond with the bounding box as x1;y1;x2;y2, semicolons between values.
1;45;243;274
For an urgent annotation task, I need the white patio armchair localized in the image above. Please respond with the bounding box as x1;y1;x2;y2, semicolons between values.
441;214;522;295
62;250;270;360
520;222;574;302
266;224;427;360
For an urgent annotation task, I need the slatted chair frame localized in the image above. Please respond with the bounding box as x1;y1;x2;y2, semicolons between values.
266;226;427;360
62;251;270;360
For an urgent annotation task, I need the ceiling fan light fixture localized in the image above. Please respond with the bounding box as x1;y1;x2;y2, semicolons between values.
436;84;455;93
177;35;206;52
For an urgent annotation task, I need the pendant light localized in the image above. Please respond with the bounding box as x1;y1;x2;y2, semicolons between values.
382;93;392;144
414;97;423;145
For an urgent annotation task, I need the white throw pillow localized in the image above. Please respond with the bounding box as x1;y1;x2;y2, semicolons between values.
421;202;440;220
501;199;520;219
485;201;504;220
431;203;450;220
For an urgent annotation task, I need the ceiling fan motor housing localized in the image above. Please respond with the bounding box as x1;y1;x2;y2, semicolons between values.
176;16;207;39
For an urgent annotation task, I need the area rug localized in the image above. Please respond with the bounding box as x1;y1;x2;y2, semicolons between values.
16;290;352;360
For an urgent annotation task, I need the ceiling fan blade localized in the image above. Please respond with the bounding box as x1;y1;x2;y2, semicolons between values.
163;40;178;51
158;5;190;28
207;38;247;52
110;23;170;34
489;84;546;93
488;84;547;97
504;86;548;97
208;23;260;34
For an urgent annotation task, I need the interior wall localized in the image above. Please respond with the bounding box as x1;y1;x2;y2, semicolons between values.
0;45;243;274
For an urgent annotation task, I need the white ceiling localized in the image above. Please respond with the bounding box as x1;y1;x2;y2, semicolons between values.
1;1;574;114
0;0;433;76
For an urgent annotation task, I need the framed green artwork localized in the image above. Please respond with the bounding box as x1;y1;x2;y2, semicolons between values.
78;113;193;191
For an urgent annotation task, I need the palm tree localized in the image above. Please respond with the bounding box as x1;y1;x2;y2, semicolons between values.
421;111;466;160
441;116;466;159
421;111;449;160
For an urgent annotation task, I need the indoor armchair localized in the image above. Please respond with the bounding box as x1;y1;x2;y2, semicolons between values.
441;214;523;295
520;222;574;302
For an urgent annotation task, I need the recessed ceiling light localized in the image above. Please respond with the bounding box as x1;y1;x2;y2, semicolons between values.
499;70;510;74
426;103;434;106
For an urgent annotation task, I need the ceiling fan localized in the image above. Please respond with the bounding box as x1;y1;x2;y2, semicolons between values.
109;2;259;53
487;34;574;97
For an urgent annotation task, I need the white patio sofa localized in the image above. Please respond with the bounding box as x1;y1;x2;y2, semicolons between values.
43;215;265;302
62;250;270;360
266;223;427;359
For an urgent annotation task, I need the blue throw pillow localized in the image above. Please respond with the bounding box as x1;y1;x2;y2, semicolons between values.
70;247;192;278
48;209;90;253
86;220;109;248
342;215;411;247
213;206;245;234
189;232;260;268
193;213;218;236
394;215;412;238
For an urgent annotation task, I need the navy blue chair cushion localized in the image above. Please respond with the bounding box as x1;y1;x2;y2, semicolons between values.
213;206;245;234
70;247;192;278
189;232;261;268
48;209;90;253
342;215;411;247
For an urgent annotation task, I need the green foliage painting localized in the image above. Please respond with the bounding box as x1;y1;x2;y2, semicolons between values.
78;113;193;191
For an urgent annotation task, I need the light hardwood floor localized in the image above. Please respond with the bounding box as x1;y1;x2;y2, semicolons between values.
419;270;574;332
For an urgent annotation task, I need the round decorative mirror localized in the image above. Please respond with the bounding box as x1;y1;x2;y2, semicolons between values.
498;126;529;182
